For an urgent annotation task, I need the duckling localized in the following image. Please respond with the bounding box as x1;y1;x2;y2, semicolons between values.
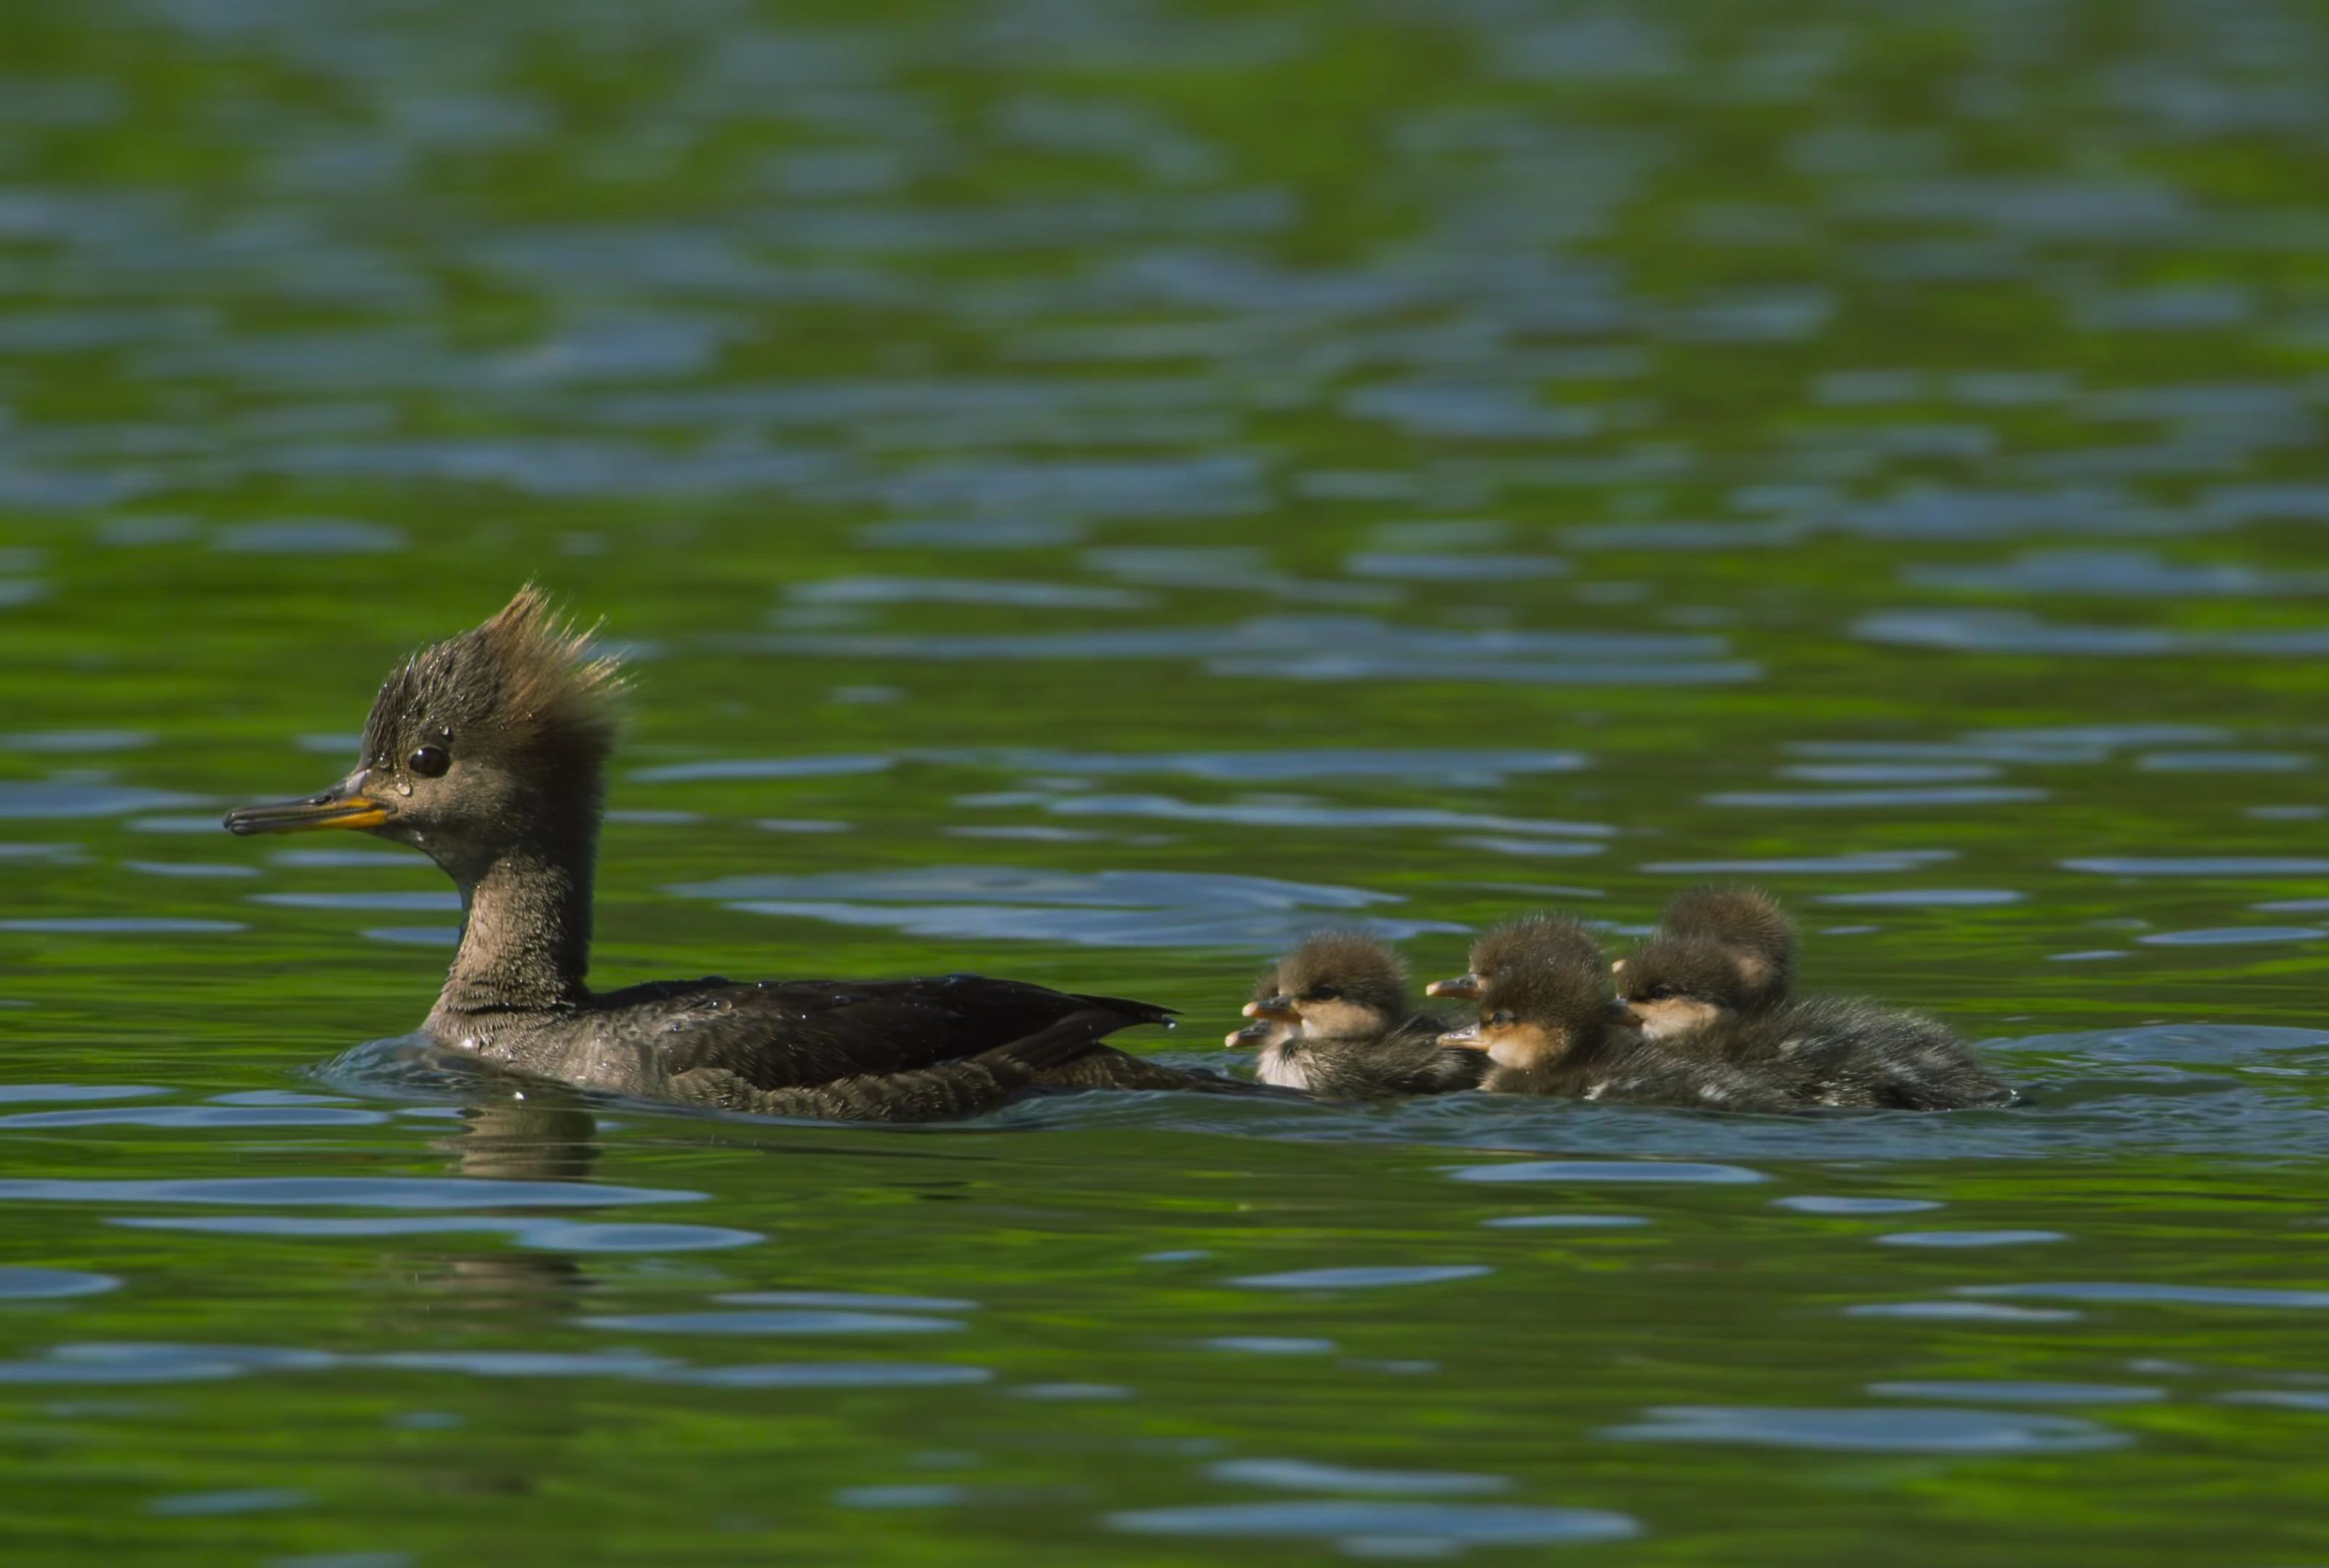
221;585;1251;1121
1619;892;2008;1110
1237;931;1484;1097
1431;915;1791;1109
1616;885;1794;1040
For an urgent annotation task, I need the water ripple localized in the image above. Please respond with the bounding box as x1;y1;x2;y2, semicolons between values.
1608;1405;2125;1453
1858;609;2329;657
759;615;1754;688
1775;1197;1943;1216
149;1487;306;1517
631;755;893;784
1963;1282;2329;1309
1818;889;2023;908
1450;1161;1765;1185
1641;852;1956;875
2138;927;2325;947
718;1291;977;1312
1875;1230;2065;1248
0;1084;168;1105
2137;750;2311;773
1028;793;1613;839
1707;787;2046;809
0;782;198;818
580;1310;964;1335
113;1216;760;1252
968;747;1588;784
1208;1458;1508;1496
1107;1500;1638;1548
660;1362;990;1389
673;865;1453;949
0;1267;119;1299
1845;1303;2080;1323
1904;548;2329;598
0;918;246;935
2064;856;2329;877
0;1105;388;1130
251;891;464;913
1871;1381;2164;1405
1230;1266;1491;1291
0;1177;700;1209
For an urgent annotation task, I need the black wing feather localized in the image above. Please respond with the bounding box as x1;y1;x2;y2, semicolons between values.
592;972;1174;1092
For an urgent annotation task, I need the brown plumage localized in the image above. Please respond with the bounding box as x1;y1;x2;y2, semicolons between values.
224;587;1252;1120
1617;889;2009;1110
670;1008;1134;1122
1276;930;1410;1023
1659;886;1794;989
1617;885;1796;1039
1471;911;1605;987
1447;914;1806;1110
1240;931;1481;1098
1708;996;2012;1110
363;585;625;779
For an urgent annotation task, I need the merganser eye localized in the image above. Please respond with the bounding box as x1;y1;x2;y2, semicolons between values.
407;744;450;778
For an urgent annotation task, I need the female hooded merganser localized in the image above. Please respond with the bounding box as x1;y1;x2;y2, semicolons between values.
221;587;1235;1121
1614;892;2008;1110
1234;931;1484;1098
1428;915;1787;1109
1615;886;1794;1041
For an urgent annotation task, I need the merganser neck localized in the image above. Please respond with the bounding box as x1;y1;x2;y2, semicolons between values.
430;828;596;1020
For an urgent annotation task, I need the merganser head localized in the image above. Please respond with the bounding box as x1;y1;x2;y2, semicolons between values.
222;585;625;882
1436;914;1639;1070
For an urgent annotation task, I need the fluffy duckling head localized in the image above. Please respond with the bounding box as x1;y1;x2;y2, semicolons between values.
1242;930;1409;1042
1614;933;1758;1039
1425;911;1605;1003
1612;887;1795;1039
1438;916;1639;1072
1652;885;1792;996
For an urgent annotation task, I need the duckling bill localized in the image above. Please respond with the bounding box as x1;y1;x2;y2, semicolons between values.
223;586;1235;1121
1226;961;1293;1052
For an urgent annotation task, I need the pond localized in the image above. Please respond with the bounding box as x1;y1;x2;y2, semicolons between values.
4;1;2329;1562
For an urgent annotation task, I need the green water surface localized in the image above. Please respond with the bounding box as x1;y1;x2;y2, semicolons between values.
5;1;2329;1563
